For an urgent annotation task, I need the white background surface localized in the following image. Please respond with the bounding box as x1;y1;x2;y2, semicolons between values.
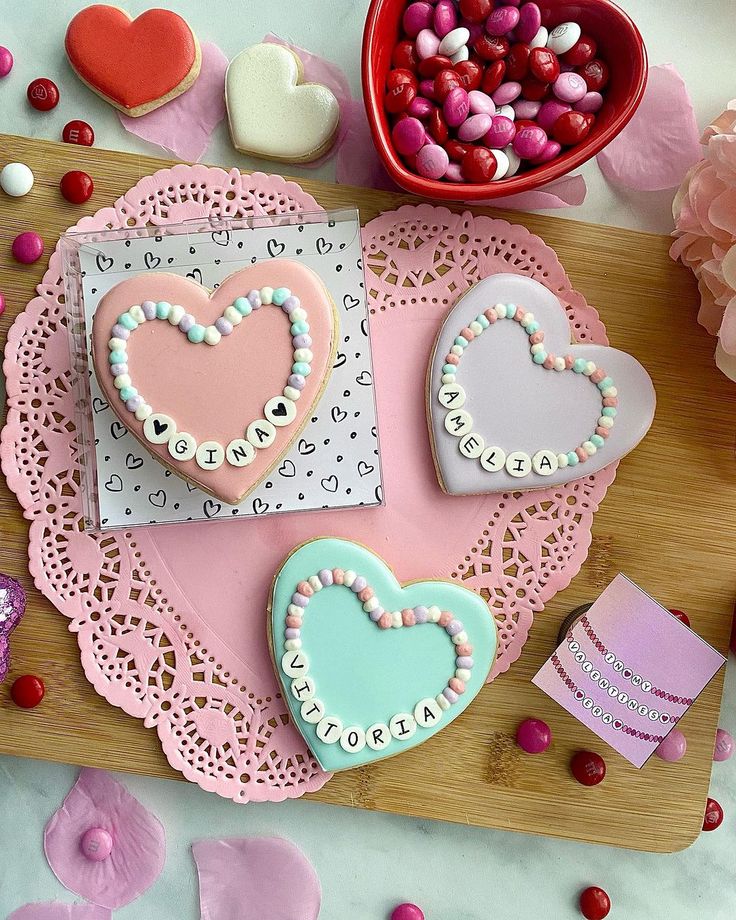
1;1;735;918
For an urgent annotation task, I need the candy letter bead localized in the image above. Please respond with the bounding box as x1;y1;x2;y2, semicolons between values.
505;451;532;477
414;697;442;728
546;22;582;55
340;726;367;753
301;699;325;724
389;713;417;740
291;677;315;701
167;432;197;462
0;162;34;197
516;717;551;753
444;408;472;437
480;446;505;472
281;650;309;678
438;383;466;408
532;449;559;476
195;441;225;470
459;432;484;458
366;723;391;750
313;715;343;745
226;438;255;467
143;413;175;445
246;419;276;449
264;395;298;427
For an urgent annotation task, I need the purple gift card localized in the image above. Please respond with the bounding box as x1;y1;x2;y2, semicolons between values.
533;574;726;768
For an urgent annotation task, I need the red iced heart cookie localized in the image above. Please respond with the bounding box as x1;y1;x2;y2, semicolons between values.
91;261;338;504
65;5;201;116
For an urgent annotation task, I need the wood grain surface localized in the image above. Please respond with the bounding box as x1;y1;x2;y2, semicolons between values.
0;134;734;853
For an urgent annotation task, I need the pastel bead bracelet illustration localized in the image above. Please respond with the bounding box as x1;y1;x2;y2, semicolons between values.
280;568;475;755
438;302;618;478
107;286;312;472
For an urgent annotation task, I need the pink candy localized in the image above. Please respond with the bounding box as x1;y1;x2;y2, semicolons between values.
392;117;426;155
408;95;434;119
467;89;495;115
515;2;542;43
536;99;572;132
484;114;516;148
443;86;469;126
0;46;13;78
486;5;520;36
403;1;434;38
415;28;440;59
655;728;687;762
575;91;604;114
416;143;449;178
11;231;44;264
532;139;561;164
457;112;492;141
553;71;588;104
513;124;547;159
516;717;551;754
433;0;458;38
513;99;541;120
492;80;522;106
391;904;425;920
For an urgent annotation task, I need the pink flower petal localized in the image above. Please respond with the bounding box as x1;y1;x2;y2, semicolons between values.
702;99;736;143
477;173;587;209
336;98;398;190
708;187;736;237
722;244;736;290
193;837;321;920
118;43;228;162
715;339;736;380
264;34;351;168
697;276;727;335
718;295;736;353
597;64;702;191
7;904;111;920
44;769;165;909
709;134;736;186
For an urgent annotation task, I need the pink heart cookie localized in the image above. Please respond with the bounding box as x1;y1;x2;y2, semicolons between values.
91;261;338;504
427;274;656;493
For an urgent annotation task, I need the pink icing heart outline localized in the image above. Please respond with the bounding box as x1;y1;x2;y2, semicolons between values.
0;574;27;683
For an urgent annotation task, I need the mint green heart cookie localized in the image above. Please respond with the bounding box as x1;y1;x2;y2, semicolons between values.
270;538;497;772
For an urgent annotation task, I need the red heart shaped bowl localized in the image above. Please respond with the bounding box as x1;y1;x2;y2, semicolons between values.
362;0;648;200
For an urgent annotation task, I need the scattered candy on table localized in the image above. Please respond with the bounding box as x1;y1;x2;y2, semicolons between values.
10;674;45;708
384;0;607;182
63;119;95;146
702;797;723;831
11;231;45;265
570;750;606;786
27;77;60;111
713;727;733;762
0;46;13;78
516;717;551;753
579;886;611;920
80;826;114;862
654;728;687;762
669;608;690;627
0;162;34;197
60;170;94;204
391;903;425;920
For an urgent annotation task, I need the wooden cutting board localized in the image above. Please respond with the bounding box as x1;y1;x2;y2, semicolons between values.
0;133;734;853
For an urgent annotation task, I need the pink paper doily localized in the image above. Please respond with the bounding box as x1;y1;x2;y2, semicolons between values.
1;168;616;804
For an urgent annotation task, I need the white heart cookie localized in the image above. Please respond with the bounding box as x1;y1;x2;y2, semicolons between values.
226;43;340;163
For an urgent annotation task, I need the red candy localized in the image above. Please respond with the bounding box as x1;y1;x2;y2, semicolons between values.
669;608;690;627
445;138;471;161
392;39;419;71
481;60;506;95
504;43;531;81
571;751;606;786
418;54;453;78
387;68;418;91
429;107;449;143
385;82;417;113
434;68;462;102
703;797;724;831
563;34;597;67
553;110;592;146
473;34;509;62
529;47;560;83
11;674;45;708
60;170;94;204
579;887;611;920
454;59;483;91
62;119;95;147
462;147;497;181
578;58;609;92
27;77;59;111
459;0;492;22
519;76;549;101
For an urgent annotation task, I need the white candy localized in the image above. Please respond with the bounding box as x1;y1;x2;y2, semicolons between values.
530;342;545;355
225;438;255;467
497;104;515;121
108;337;127;351
246;418;276;449
491;148;510;181
450;45;469;64
129;304;145;324
285;638;302;651
438;383;466;409
414;697;442;728
469;321;483;336
546;22;582;55
365;722;391;751
438;27;470;56
343;569;356;588
300;698;324;723
532;449;559;476
224;305;242;325
135;403;152;421
506;451;532;477
204;325;221;346
363;597;379;613
583;440;597;455
287;604;303;618
340;726;366;753
294;348;313;362
308;575;322;592
520;312;535;327
557;452;569;468
281;650;308;678
428;606;442;623
260;286;274;304
599;416;614;428
452;631;468;646
168;432;197;462
459;432;484;459
584;361;596;376
436;693;451;712
602;386;618;398
455;668;472;682
291;677;315;701
480;446;505;473
0;162;34;197
389;713;417;741
316;716;343;744
553;356;566;371
143;412;175;445
113;374;131;389
503;145;521;178
444;408;473;437
168;304;185;325
450;344;464;356
264;395;297;427
441;373;456;384
391;610;403;628
283;386;301;401
195;440;225;470
289;306;307;321
529;26;549;49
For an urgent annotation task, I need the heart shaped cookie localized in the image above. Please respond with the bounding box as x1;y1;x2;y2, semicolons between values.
269;538;497;772
427;274;656;494
65;5;201;116
226;43;340;163
91;261;338;505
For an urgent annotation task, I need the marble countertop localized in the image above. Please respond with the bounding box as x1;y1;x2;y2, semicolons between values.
1;1;735;918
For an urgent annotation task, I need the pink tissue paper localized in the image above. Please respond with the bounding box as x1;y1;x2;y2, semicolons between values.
118;42;228;162
193;837;321;920
597;64;702;191
43;769;165;909
7;905;111;920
